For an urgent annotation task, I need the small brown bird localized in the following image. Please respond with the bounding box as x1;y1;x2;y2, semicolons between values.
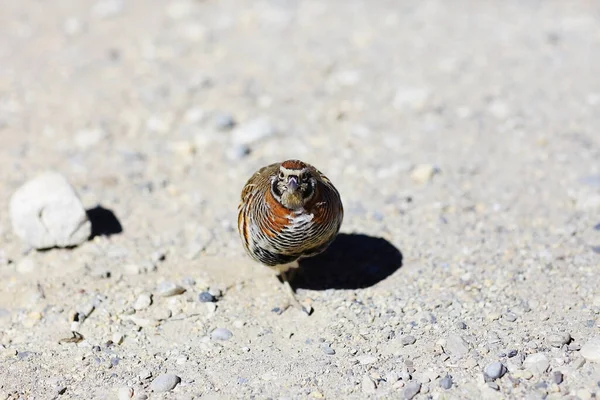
237;159;344;312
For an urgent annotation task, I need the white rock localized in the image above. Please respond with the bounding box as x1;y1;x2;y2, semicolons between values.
134;294;152;311
392;86;431;111
444;334;470;358
361;375;376;394
581;336;600;363
16;258;37;274
91;0;124;19
9;172;91;249
116;386;133;400
523;353;549;375
150;374;180;392
74;128;106;149
411;164;439;184
231;117;276;145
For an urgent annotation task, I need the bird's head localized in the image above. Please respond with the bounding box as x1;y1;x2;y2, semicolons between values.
270;160;317;210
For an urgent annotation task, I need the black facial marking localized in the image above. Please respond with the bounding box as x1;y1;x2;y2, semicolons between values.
271;178;283;198
302;180;315;199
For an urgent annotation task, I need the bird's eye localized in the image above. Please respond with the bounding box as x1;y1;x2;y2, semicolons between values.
278;172;285;179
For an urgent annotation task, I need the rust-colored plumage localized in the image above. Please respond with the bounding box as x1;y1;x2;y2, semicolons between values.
237;160;344;312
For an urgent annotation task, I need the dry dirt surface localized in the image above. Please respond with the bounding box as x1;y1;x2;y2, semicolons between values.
1;0;600;399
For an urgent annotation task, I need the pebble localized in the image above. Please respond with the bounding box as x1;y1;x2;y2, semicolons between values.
9;172;91;249
150;374;181;392
112;332;124;345
157;282;185;297
445;334;470;358
548;332;571;348
403;380;421;399
231;117;276;145
117;386;133;400
16;258;37;274
523;353;549;375
198;291;215;303
552;371;563;385
320;343;335;355
134;294;152;310
392;86;430;111
507;349;518;358
484;362;507;380
138;370;152;380
581;336;600;363
226;144;251;160
401;335;417;346
91;0;124;19
576;389;592;400
213;112;236;131
456;321;467;330
211;328;233;341
357;355;377;365
361;375;376;394
439;375;453;389
503;312;517;322
74;128;106;149
410;164;439;184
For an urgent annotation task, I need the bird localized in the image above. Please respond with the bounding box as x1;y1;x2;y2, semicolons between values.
237;159;344;313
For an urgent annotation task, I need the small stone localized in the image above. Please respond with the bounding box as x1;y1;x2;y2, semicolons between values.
548;333;571;348
138;370;152;380
75;128;106;149
117;386;133;400
127;316;159;328
576;389;592;400
507;349;518;358
484;362;507;380
92;0;124;19
157;282;185;297
226;144;251;160
445;334;470;358
439;375;453;389
320;343;335;355
208;287;222;298
150;374;180;392
403;380;421;399
488;100;510;119
16;258;37;274
213;112;236;131
523;353;550;375
357;355;377;365
198;291;215;303
456;321;467;329
581;336;600;363
9;172;92;249
393;86;430;111
552;371;563;385
361;375;376;394
231;117;276;145
410;164;439;184
211;328;233;341
401;335;417;346
134;294;152;310
503;312;517;322
111;332;123;344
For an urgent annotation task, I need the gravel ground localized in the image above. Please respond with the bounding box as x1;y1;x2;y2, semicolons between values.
1;0;600;399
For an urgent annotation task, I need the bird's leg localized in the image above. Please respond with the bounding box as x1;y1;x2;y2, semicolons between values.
275;262;310;315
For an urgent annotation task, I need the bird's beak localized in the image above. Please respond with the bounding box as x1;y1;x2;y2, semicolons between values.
287;176;299;191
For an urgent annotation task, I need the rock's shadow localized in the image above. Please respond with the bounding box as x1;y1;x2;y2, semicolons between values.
294;233;403;290
86;206;123;239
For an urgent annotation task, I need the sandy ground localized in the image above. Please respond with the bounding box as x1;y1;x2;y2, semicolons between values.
1;0;600;399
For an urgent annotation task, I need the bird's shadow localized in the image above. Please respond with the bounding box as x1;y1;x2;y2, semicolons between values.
86;205;123;239
294;233;403;290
